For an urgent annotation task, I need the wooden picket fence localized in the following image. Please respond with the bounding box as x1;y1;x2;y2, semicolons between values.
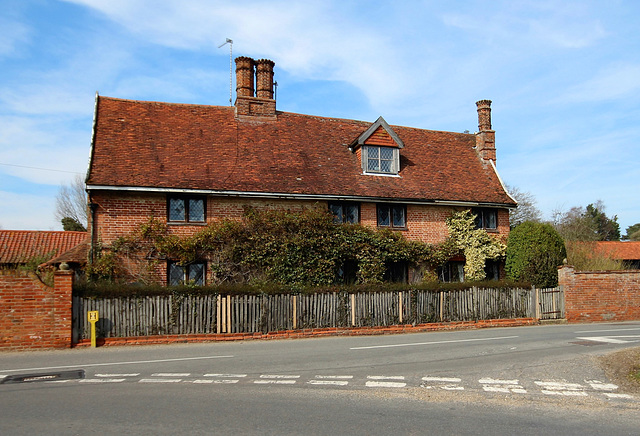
72;286;564;342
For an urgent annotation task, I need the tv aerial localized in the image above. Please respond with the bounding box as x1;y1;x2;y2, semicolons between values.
218;38;233;105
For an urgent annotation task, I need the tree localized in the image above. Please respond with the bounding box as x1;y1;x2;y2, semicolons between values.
553;201;620;241
61;217;86;232
505;221;566;287
55;174;88;231
505;184;542;228
623;223;640;241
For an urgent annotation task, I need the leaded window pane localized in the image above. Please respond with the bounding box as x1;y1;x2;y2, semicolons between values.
189;199;205;222
169;263;185;285
486;211;497;229
329;203;343;224
380;148;393;160
392;206;405;227
380;159;392;173
344;205;359;224
189;263;205;285
377;205;390;226
367;158;379;172
368;147;379;158
169;198;185;221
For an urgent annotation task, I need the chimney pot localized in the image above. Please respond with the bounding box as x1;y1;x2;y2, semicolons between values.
235;56;255;97
476;99;492;132
255;59;275;99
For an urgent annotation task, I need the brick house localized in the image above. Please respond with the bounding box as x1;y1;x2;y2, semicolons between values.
86;56;516;285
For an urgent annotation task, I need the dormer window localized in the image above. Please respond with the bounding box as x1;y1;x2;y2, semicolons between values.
364;146;399;174
349;116;404;177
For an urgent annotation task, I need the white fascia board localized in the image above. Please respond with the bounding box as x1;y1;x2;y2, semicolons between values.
86;184;514;208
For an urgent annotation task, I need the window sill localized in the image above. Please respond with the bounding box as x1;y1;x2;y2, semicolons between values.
167;221;208;226
362;172;401;178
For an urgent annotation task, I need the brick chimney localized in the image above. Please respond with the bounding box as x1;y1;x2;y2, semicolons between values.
234;56;276;118
475;100;496;165
235;56;255;97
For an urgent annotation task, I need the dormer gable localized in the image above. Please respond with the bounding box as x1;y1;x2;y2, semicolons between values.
349;116;403;176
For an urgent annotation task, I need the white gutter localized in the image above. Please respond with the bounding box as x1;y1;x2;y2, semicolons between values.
85;184;513;209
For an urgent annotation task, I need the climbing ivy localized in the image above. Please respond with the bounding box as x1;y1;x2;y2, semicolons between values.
91;208;465;287
446;210;507;281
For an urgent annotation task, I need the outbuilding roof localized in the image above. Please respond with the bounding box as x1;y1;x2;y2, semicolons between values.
0;230;88;265
87;96;516;207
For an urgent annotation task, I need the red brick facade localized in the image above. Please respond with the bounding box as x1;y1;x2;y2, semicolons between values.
0;270;73;350
559;266;640;322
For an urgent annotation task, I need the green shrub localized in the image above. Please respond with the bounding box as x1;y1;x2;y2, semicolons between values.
506;222;566;287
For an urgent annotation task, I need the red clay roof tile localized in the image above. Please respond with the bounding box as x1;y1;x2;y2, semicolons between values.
87;96;515;206
0;230;88;265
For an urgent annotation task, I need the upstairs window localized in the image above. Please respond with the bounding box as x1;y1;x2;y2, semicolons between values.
168;261;205;286
329;202;360;224
473;208;497;230
168;196;205;223
363;146;399;175
377;204;406;229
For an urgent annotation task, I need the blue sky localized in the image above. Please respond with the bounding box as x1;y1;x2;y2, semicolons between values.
1;0;639;234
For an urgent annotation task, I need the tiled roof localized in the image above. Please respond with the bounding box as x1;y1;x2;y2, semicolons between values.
87;96;516;206
0;230;88;265
592;241;640;261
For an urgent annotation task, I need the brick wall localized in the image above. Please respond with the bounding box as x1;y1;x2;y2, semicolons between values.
90;191;511;283
0;269;73;350
559;266;640;322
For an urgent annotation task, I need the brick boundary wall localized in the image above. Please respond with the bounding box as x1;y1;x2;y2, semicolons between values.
0;269;73;350
558;266;640;323
73;318;537;347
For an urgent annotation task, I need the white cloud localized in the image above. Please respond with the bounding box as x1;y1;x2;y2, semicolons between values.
0;17;30;58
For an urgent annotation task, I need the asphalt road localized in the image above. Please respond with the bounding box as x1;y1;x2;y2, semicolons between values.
1;322;639;435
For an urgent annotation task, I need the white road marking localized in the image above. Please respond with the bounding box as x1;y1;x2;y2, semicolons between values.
139;378;182;383
95;373;140;377
586;380;618;391
351;335;518;350
421;376;464;391
314;375;354;379
192;379;240;384
204;373;247;378
259;374;300;379
308;380;350;386
0;355;233;374
367;375;405;380
576;336;640;344
422;377;462;383
254;380;297;384
366;376;406;388
604;393;634;399
45;380;72;383
366;381;407;388
574;327;640;333
536;381;587;396
152;373;191;377
80;378;125;383
480;378;526;394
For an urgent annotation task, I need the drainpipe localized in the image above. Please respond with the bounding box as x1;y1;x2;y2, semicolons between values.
88;201;98;265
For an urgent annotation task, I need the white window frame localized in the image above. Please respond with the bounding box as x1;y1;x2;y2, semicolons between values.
362;146;400;175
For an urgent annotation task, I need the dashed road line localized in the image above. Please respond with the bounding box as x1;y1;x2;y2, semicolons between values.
139;378;183;383
421;376;464;391
479;378;527;394
535;381;588;396
151;373;191;377
366;376;406;388
80;378;125;383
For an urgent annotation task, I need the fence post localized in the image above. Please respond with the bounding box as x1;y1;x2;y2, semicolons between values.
226;296;232;333
398;292;403;324
292;295;297;330
439;291;444;321
534;286;540;320
350;293;356;327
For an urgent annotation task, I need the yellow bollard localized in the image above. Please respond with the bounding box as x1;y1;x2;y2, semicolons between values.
87;311;99;348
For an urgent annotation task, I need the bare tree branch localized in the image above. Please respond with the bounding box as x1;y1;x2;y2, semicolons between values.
55;174;87;229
